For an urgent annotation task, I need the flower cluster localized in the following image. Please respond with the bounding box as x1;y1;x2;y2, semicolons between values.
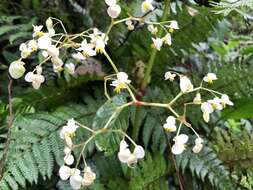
59;166;96;189
163;72;233;155
59;119;97;189
118;140;145;167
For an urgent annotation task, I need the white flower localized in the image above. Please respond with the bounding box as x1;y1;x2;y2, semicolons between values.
33;25;43;37
152;37;163;51
164;71;176;81
208;97;223;111
37;33;52;50
201;102;214;123
42;50;49;58
25;72;45;89
59;165;80;181
163;33;172;45
64;147;72;155
95;38;106;54
192;137;203;153
118;140;145;166
168;21;179;30
110;72;131;93
65;63;75;75
163;116;177;132
82;167;96;186
77;40;96;57
72;52;86;61
107;4;121;18
133;145;145;159
105;0;117;6
125;20;135;30
9;60;26;79
172;134;189;155
28;40;38;51
47;45;59;57
193;93;202;104
147;25;158;35
46;18;53;29
141;0;154;13
51;57;64;67
60;118;79;139
220;94;233;107
70;173;83;190
19;43;31;58
180;76;193;93
64;154;74;165
203;73;217;84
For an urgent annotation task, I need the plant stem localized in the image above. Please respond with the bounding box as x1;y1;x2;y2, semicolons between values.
132;0;170;141
141;0;170;90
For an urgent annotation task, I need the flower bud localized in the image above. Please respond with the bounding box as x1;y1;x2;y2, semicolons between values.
9;60;26;79
107;4;121;18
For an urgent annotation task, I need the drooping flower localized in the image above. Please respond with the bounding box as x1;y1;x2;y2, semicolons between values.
192;137;203;153
220;94;234;107
107;4;121;18
70;173;83;190
64;154;75;165
166;20;179;33
82;167;96;187
208;97;223;111
152;37;163;51
118;140;145;166
59;166;82;189
147;25;158;35
9;60;26;79
163;33;172;46
110;72;131;93
65;63;75;75
193;93;202;104
19;43;32;59
163;116;177;132
125;20;135;30
25;72;45;89
180;76;193;93
164;71;176;81
72;52;86;61
203;73;217;84
33;25;44;37
60;118;79;140
77;40;96;57
171;134;189;155
141;0;154;13
201;102;214;123
37;33;52;50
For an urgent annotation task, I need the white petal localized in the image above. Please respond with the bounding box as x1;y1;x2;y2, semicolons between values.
70;174;83;190
118;148;132;163
180;76;193;93
133;145;145;159
192;143;203;153
64;154;74;165
171;143;185;155
105;0;117;6
174;134;189;144
64;147;72;155
25;72;34;82
59;165;71;180
119;140;128;150
107;4;121;18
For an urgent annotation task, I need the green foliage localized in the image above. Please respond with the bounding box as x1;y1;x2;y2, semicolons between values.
176;145;237;190
92;95;130;155
0;96;103;189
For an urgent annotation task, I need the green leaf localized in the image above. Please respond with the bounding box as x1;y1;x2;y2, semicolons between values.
221;99;253;119
92;95;130;155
